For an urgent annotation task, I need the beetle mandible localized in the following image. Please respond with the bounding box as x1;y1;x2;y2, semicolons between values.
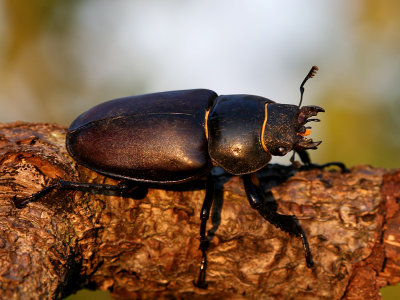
14;66;343;289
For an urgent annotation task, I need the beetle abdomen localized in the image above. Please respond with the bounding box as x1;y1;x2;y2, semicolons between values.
67;89;217;183
67;115;210;183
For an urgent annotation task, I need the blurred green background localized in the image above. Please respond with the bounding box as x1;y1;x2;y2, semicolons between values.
1;1;399;299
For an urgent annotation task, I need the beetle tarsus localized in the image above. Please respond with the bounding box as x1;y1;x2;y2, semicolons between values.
193;256;208;289
14;183;59;208
300;232;314;268
307;162;349;173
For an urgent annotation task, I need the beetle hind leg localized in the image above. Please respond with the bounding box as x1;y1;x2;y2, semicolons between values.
193;176;215;289
14;182;60;209
242;173;314;268
13;179;146;209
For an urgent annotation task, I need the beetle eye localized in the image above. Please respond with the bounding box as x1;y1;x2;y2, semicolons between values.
278;147;287;154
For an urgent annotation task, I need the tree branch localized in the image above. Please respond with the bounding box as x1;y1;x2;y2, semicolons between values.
0;122;399;299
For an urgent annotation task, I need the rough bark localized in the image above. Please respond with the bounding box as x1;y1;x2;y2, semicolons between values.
0;122;399;299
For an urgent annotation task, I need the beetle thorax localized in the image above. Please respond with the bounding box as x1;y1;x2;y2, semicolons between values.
207;95;273;175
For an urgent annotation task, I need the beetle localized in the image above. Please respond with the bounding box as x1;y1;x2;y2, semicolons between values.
14;66;343;288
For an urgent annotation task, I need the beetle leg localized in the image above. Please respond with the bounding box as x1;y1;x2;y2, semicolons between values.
242;173;314;268
193;176;215;289
296;150;349;173
14;182;59;208
289;151;302;169
13;179;145;209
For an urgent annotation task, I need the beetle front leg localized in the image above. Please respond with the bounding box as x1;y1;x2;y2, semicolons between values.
193;176;215;289
295;150;348;173
242;173;314;268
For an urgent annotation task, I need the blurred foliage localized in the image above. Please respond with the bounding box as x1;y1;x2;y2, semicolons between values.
4;0;79;61
1;0;85;123
64;289;113;300
312;0;400;169
381;283;400;300
318;88;400;168
0;0;399;299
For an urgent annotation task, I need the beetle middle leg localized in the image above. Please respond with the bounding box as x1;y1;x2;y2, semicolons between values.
193;175;215;289
242;173;314;268
14;179;146;209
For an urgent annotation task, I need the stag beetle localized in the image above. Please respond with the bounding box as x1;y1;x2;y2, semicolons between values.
14;66;344;288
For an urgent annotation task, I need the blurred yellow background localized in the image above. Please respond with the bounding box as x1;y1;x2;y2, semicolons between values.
1;1;399;299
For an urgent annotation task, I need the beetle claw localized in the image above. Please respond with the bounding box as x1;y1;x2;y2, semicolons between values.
296;138;321;150
306;118;320;123
298;106;324;124
296;104;324;151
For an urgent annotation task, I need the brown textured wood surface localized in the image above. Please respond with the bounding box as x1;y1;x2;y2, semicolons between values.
0;122;399;299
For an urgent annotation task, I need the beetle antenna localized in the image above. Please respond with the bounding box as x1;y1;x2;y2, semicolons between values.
298;66;319;108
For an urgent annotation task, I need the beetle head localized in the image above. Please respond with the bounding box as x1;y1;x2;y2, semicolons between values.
262;65;324;157
262;103;324;156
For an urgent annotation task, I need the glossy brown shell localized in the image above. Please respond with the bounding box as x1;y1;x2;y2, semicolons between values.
67;89;217;183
